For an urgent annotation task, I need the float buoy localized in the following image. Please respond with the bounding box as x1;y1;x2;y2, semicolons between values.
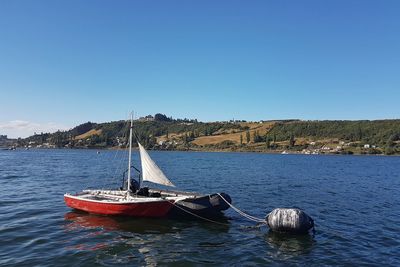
266;208;314;234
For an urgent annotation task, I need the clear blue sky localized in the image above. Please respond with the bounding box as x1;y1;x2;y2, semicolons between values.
1;0;399;137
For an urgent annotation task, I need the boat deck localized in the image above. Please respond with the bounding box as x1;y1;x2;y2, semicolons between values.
66;190;176;204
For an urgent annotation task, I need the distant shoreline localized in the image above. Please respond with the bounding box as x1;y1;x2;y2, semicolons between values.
5;147;399;156
5;118;400;156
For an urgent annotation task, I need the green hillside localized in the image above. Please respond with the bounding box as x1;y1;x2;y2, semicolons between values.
16;115;400;155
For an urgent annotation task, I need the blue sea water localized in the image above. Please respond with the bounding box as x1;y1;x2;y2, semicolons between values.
0;149;399;266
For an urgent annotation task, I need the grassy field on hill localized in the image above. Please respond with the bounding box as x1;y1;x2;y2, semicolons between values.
15;115;400;155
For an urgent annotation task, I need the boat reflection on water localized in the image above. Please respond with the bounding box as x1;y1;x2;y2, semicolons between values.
64;210;230;235
265;231;315;258
63;210;231;263
65;211;176;235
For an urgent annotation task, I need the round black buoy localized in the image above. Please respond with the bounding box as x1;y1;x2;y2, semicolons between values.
266;208;314;234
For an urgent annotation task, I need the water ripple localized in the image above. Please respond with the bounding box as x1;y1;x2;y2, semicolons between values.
0;150;399;266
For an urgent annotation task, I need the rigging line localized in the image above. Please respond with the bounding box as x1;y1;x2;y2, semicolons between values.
110;118;129;183
105;146;127;189
113;122;131;182
98;115;130;190
116;144;129;184
132;129;140;145
110;137;124;177
170;202;230;226
217;193;265;223
111;148;122;180
113;141;128;179
130;119;141;146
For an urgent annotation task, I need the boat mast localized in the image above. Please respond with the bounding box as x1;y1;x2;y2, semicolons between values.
127;112;133;193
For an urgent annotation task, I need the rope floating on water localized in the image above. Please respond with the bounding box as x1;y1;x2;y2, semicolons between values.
172;193;316;235
217;193;266;223
170;201;230;226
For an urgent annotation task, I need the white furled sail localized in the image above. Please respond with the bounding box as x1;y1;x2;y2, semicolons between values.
138;143;175;187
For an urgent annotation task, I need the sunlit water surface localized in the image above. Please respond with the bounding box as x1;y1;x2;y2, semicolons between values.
0;149;399;266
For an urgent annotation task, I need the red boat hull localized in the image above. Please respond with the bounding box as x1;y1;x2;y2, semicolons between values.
64;195;174;218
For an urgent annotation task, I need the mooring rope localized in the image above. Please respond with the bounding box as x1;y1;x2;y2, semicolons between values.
170;201;230;226
217;193;266;223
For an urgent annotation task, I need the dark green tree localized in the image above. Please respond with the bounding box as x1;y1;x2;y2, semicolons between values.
253;130;263;143
154;113;171;122
266;137;270;149
246;130;250;144
385;146;395;155
289;134;295;147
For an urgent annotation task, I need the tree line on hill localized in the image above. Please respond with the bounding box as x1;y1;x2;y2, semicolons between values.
264;120;400;154
21;114;247;149
18;115;400;155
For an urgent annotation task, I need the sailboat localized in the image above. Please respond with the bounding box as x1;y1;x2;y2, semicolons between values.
64;115;177;217
136;143;232;217
64;115;232;218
